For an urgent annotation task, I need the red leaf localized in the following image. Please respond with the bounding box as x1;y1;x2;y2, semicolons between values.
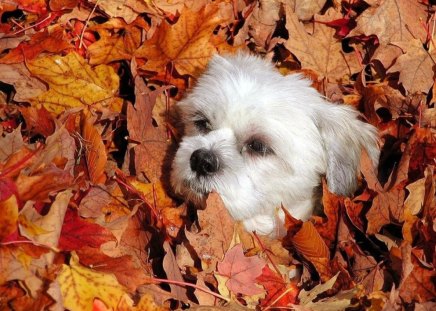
217;244;266;296
256;265;298;308
59;209;115;251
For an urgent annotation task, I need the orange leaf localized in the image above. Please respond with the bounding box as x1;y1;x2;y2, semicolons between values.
0;27;71;64
80;113;107;185
134;3;230;77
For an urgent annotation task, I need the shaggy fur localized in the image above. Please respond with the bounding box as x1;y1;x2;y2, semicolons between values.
171;53;379;237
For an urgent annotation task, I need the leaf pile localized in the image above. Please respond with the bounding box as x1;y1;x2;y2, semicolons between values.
0;0;435;310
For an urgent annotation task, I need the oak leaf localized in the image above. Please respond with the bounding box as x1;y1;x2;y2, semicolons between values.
217;243;266;296
284;6;360;81
27;52;122;115
134;3;230;77
57;252;127;311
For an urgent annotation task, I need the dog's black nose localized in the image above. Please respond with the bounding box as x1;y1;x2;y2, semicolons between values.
190;148;220;176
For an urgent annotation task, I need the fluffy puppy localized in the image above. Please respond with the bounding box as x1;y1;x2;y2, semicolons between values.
171;53;379;237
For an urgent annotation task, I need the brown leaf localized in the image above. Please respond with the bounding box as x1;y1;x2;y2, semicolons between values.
348;0;428;46
77;247;151;292
284;6;360;81
185;192;235;267
388;39;435;94
162;241;189;301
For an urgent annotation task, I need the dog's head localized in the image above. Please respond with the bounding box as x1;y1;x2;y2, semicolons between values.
171;53;379;235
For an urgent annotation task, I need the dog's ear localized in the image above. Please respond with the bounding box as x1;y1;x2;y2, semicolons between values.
317;104;379;196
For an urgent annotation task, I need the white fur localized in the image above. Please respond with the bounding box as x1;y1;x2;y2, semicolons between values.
171;53;379;237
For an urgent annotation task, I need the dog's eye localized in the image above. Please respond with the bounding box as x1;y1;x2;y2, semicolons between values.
194;118;211;133
246;139;272;156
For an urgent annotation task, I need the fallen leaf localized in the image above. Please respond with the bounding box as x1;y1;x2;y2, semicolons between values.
256;265;299;308
26;52;122;115
284;6;360;81
348;0;427;46
80;113;107;184
59;209;115;251
57;252;127;311
0;194;19;240
162;241;189;301
0;26;71;64
0;63;47;102
126;60;170;182
19;190;73;262
388;39;435;94
185;192;235;269
76;247;151;292
134;3;230;76
88;19;142;65
217;243;266;296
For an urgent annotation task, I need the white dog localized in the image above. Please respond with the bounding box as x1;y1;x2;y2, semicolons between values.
171;53;379;237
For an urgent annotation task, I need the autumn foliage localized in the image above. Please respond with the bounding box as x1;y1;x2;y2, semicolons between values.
0;0;435;310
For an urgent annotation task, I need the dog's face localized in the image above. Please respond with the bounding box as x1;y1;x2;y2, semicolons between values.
171;54;379;236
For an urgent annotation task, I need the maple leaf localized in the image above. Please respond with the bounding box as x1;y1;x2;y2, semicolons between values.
348;0;427;46
26;52;122;115
388;39;435;94
284;6;360;81
58;209;115;251
134;3;230;77
57;252;127;311
217;243;266;296
88;19;143;65
256;265;299;308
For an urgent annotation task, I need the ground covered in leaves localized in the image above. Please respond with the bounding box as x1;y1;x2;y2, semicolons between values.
0;0;435;310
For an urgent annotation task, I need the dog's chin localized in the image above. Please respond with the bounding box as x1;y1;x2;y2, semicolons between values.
178;178;212;205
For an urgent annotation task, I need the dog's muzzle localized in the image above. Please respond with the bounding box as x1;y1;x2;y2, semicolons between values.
190;148;220;176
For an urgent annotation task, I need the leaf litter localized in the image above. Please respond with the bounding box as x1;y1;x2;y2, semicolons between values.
0;0;435;310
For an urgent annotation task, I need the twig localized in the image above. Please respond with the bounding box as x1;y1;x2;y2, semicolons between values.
79;0;101;49
152;277;230;302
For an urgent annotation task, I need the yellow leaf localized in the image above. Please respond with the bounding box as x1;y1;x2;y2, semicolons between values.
58;252;127;311
27;52;122;115
0;195;19;240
